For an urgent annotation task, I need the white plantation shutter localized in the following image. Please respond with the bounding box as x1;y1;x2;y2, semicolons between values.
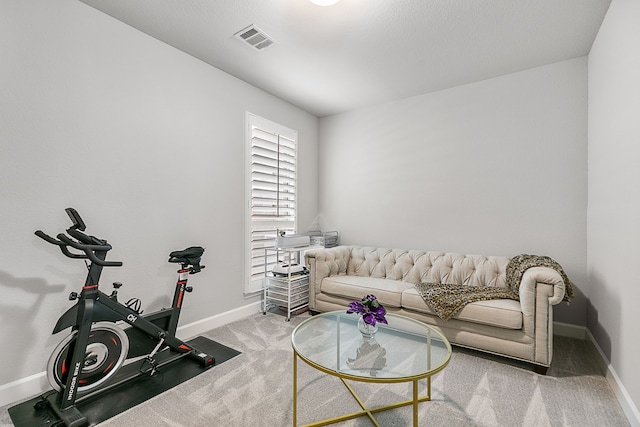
245;113;298;293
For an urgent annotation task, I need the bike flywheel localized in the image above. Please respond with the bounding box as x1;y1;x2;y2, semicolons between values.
47;322;129;393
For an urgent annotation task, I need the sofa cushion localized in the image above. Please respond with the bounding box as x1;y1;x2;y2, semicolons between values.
402;287;522;329
320;276;413;308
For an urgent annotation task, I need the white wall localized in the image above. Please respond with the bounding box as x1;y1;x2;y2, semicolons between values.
0;0;318;389
319;57;588;326
6;0;636;417
588;0;640;415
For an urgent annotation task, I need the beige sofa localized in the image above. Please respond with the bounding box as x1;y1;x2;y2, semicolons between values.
305;246;569;373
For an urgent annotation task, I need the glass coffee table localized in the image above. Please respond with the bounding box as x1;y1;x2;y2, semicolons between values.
291;311;451;427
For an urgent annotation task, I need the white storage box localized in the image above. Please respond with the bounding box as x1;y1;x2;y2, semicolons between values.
308;231;339;248
276;233;310;248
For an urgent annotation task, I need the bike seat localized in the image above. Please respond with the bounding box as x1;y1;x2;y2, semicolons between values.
168;246;204;269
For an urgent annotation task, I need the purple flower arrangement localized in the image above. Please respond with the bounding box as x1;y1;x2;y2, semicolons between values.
347;294;388;326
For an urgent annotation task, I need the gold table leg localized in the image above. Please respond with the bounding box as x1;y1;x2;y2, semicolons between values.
293;349;431;427
293;353;297;427
413;379;418;426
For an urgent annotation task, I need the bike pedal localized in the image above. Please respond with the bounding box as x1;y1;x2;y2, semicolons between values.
139;356;160;376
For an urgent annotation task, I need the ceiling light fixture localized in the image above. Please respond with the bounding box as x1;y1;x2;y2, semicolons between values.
309;0;341;6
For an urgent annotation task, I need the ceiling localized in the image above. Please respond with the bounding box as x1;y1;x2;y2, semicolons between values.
78;0;611;117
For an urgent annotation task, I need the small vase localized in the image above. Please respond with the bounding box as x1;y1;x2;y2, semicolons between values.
357;316;378;339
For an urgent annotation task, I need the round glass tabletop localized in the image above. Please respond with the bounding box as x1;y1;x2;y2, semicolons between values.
292;311;451;382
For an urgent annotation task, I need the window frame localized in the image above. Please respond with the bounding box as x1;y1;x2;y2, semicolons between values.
244;112;299;294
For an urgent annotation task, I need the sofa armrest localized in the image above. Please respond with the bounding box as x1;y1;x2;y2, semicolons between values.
519;266;567;306
304;246;350;310
518;266;566;366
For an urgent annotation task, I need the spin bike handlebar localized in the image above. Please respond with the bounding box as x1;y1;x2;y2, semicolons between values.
35;211;123;267
34;230;87;260
58;234;123;267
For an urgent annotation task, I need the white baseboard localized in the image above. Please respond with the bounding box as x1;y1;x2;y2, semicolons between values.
585;328;640;427
553;321;587;339
0;371;50;409
0;301;262;408
554;321;640;427
176;300;262;340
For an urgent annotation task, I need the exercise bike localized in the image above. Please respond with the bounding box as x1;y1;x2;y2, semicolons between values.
33;208;215;427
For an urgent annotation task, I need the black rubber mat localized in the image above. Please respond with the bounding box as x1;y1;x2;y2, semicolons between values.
8;336;240;426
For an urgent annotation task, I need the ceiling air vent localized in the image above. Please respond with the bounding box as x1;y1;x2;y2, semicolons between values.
234;25;275;51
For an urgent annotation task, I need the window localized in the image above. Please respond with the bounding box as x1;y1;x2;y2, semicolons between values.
244;113;298;294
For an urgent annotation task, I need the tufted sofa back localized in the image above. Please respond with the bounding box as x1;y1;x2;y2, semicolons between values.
345;247;510;288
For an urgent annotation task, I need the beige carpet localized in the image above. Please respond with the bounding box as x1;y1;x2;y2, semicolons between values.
0;311;631;426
